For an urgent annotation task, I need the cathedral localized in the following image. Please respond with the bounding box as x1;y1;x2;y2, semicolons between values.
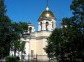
10;5;56;61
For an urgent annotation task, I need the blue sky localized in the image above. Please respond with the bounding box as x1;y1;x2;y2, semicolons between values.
5;0;73;29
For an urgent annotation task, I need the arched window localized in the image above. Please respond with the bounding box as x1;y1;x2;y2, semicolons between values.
52;22;54;28
29;27;32;33
46;22;49;31
40;22;42;30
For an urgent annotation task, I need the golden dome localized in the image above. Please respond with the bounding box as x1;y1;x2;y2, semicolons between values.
38;7;55;21
40;10;55;18
40;7;55;18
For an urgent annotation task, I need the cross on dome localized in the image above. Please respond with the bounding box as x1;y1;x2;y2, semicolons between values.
46;0;49;11
46;6;49;11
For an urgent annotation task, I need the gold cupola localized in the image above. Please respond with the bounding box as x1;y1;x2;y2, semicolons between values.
38;7;55;21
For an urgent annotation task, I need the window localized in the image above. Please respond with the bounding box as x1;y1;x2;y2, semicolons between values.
40;22;42;30
52;22;54;28
46;22;49;30
29;27;32;33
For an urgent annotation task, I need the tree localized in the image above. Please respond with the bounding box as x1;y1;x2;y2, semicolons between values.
0;0;6;17
70;0;84;61
45;0;84;62
0;0;12;58
19;41;25;59
44;28;63;60
0;16;12;59
45;19;84;62
10;40;26;57
70;0;84;32
0;0;28;59
10;40;20;56
10;22;28;56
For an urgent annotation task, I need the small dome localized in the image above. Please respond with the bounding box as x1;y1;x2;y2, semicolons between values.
28;22;33;26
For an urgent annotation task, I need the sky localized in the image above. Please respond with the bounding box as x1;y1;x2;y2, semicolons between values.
5;0;73;29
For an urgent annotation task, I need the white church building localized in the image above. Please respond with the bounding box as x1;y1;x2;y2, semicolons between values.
10;6;56;61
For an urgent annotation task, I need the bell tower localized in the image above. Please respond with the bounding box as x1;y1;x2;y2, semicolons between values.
27;23;35;33
38;0;56;31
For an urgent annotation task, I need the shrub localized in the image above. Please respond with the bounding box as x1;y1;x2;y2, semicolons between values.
5;56;20;62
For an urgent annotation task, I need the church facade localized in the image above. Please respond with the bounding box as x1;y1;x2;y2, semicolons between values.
10;6;56;61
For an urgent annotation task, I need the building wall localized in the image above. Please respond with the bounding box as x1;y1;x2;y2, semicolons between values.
28;31;51;61
29;38;37;55
29;31;51;55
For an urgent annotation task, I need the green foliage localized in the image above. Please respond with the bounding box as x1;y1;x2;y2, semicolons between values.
10;40;26;56
0;16;12;58
45;0;84;62
0;0;28;59
44;28;63;59
5;56;20;62
45;26;84;62
70;0;84;14
0;0;6;17
0;0;12;58
10;22;27;56
20;41;25;53
70;0;84;32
